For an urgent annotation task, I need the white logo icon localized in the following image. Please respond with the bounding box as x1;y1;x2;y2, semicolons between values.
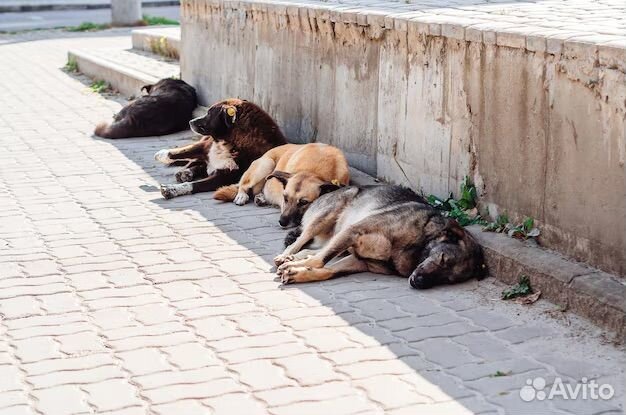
520;377;614;402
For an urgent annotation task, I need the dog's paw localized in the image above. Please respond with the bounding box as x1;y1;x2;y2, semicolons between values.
154;149;173;164
160;182;192;200
279;265;311;284
254;193;268;206
233;192;249;206
175;169;194;183
274;254;295;267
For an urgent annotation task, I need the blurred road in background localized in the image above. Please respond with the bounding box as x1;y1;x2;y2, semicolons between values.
0;5;179;31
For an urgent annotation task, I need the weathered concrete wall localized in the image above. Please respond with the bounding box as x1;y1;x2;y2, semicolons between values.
180;0;626;277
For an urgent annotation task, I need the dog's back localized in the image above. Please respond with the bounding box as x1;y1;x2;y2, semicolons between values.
95;78;197;139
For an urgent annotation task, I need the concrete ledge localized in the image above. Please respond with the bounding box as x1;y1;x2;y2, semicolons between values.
470;226;626;341
131;26;181;59
68;48;179;97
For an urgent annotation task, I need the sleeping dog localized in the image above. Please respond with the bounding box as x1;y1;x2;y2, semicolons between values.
95;78;197;139
275;185;485;289
154;99;287;199
213;143;350;228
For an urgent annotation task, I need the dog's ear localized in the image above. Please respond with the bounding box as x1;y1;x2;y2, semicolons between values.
141;84;153;94
267;171;292;187
444;220;466;241
222;105;237;127
319;182;341;195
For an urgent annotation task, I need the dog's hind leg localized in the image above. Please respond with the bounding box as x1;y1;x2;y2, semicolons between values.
279;254;369;284
155;137;210;164
160;169;241;199
233;156;276;205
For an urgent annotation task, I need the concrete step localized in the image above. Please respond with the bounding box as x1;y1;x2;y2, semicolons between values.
131;26;181;59
68;47;179;98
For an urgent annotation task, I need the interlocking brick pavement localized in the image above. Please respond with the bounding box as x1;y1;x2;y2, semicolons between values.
0;30;624;415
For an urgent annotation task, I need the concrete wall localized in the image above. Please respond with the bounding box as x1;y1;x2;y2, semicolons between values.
180;0;626;277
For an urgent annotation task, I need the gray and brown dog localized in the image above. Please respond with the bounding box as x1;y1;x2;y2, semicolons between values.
275;185;485;289
154;98;287;199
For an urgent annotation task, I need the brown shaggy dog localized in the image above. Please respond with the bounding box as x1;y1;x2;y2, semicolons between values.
155;98;287;199
95;78;197;139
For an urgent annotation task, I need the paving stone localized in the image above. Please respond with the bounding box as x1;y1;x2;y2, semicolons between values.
12;337;62;363
0;365;22;392
117;348;173;376
355;374;431;409
162;343;221;370
83;379;144;412
269;394;377;415
32;385;90;415
152;400;211;415
134;366;231;390
274;353;342;385
29;364;125;389
203;392;267;415
232;360;296;390
143;378;244;404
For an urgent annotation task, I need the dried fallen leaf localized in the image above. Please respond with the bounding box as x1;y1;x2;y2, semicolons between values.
514;291;542;305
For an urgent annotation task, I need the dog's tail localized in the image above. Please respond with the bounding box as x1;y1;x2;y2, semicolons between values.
214;184;239;202
94;120;133;139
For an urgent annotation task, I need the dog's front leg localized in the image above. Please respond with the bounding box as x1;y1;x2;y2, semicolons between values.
277;227;356;272
280;254;368;284
155;137;210;164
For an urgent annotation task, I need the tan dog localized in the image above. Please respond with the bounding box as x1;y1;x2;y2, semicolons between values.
214;143;350;227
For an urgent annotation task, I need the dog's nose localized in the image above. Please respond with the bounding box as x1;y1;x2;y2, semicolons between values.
279;217;290;228
409;274;433;289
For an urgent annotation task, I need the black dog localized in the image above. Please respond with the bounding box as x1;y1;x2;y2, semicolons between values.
94;78;197;139
155;98;287;199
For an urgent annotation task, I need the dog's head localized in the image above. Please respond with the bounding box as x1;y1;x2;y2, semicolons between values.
409;219;485;289
141;78;175;95
189;99;244;139
267;170;341;228
141;78;196;96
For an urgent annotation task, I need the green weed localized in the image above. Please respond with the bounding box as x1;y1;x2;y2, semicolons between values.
90;80;110;94
502;275;533;300
141;15;179;26
426;177;486;226
64;57;79;73
66;22;110;32
483;215;540;239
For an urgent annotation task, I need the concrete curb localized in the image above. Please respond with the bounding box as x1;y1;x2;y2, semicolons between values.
0;1;179;13
469;226;626;341
132;26;180;59
68;47;179;97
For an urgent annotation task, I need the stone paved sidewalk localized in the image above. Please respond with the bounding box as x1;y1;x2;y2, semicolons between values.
0;31;624;415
